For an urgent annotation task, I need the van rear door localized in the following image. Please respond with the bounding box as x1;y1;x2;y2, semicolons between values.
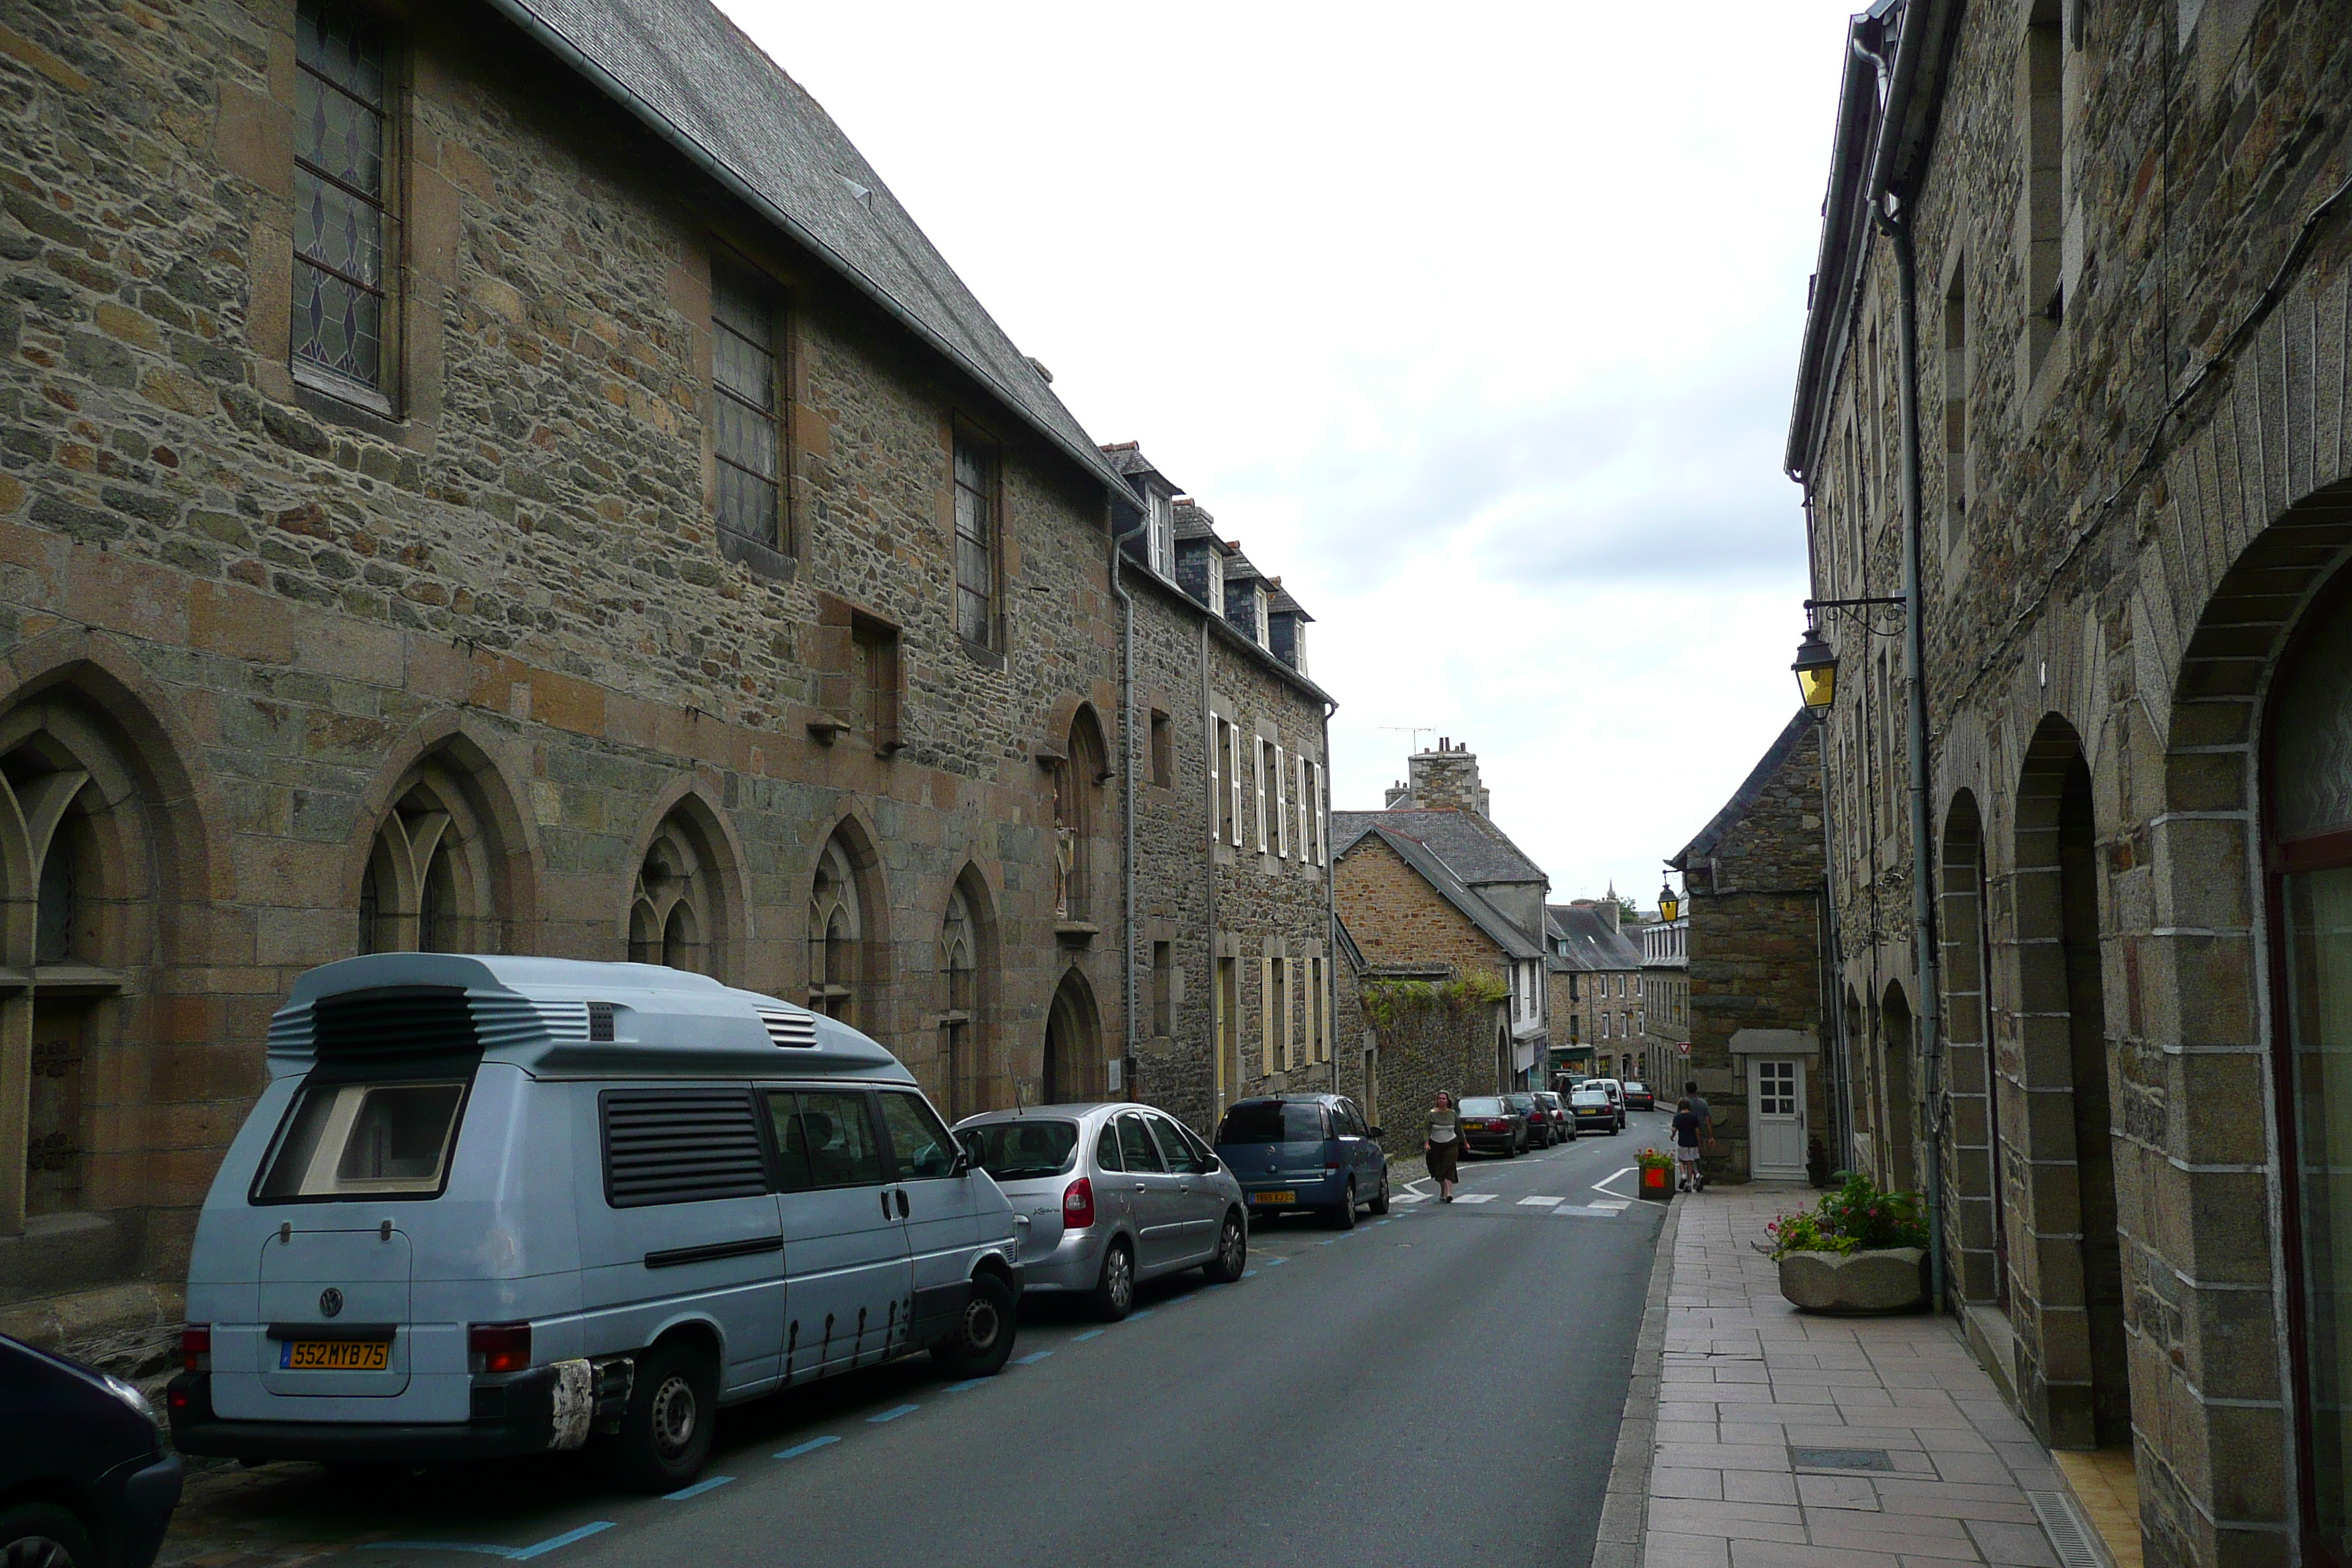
257;1224;412;1397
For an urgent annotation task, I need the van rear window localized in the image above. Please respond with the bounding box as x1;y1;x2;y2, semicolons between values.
255;1079;467;1200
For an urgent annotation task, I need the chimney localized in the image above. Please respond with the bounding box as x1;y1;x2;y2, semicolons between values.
1407;739;1490;817
1383;780;1411;807
1598;900;1620;933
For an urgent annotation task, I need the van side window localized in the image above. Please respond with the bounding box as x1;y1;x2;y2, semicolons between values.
1095;1120;1123;1172
878;1091;957;1180
1117;1112;1164;1173
764;1091;815;1193
794;1090;885;1188
601;1087;768;1208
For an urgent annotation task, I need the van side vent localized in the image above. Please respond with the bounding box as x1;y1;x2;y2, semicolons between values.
587;1002;616;1042
758;1009;818;1049
601;1088;768;1208
471;995;589;1051
316;988;477;1062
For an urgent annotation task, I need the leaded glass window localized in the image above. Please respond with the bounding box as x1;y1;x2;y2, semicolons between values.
954;434;997;648
295;0;392;396
712;264;782;548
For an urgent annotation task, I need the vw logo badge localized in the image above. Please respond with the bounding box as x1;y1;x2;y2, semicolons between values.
319;1287;344;1319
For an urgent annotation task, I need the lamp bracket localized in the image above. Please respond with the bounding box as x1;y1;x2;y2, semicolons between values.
1803;595;1907;636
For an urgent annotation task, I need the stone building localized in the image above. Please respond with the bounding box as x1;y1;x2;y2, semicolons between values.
1665;712;1831;1184
1790;1;2352;1563
0;0;1342;1372
1098;445;1341;1134
1636;900;1689;1093
1544;898;1643;1080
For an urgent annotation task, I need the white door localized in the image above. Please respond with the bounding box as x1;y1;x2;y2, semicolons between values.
1749;1058;1807;1180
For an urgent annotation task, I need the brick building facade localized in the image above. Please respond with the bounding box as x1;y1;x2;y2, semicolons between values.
0;0;1341;1372
1790;1;2352;1564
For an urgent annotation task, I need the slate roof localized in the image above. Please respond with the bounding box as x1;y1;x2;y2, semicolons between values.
1673;709;1815;869
1544;904;1643;974
1341;823;1545;962
1267;583;1313;622
1332;808;1545;888
484;0;1134;509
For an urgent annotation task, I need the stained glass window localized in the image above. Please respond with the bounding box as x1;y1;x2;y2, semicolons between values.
954;434;997;648
712;264;781;547
294;0;391;394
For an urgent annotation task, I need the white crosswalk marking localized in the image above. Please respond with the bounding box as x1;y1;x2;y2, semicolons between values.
1518;1196;1563;1206
1395;1192;1431;1203
1453;1193;1497;1204
1588;1199;1632;1212
1551;1205;1616;1217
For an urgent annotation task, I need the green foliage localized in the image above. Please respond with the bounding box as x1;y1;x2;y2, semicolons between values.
1362;979;1439;1028
1635;1146;1677;1172
1765;1172;1929;1258
1440;971;1509;1011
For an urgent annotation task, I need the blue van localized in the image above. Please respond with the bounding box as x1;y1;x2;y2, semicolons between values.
1212;1093;1388;1228
167;954;1019;1491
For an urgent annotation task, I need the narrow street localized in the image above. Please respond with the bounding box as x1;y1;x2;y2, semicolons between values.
163;1113;1671;1568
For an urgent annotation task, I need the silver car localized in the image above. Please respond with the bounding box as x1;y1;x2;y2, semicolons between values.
954;1103;1249;1321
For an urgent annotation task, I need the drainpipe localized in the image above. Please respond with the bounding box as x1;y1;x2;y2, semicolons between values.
1200;617;1220;1117
1323;696;1340;1098
1858;23;1946;1315
1109;504;1145;1100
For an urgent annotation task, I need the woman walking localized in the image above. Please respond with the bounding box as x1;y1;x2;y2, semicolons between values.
1424;1090;1462;1204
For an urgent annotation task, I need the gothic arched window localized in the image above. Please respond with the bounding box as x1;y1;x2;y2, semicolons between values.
941;883;976;1117
630;821;708;973
358;766;494;955
808;834;862;1022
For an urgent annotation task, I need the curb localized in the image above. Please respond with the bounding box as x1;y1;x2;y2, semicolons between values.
1590;1194;1683;1568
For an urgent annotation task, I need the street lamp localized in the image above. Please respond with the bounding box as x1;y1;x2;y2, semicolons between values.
1792;625;1837;717
1658;883;1680;924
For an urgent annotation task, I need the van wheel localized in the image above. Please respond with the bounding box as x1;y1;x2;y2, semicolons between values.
932;1272;1016;1379
1203;1211;1248;1282
1092;1238;1136;1320
0;1504;95;1568
602;1341;715;1493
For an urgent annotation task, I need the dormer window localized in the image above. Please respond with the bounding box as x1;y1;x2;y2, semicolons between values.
1147;490;1173;576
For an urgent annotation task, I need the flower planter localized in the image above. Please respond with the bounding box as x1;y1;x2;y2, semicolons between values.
1776;1246;1928;1313
1639;1164;1674;1202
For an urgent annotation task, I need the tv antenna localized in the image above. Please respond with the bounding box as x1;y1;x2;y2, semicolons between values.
1381;725;1436;751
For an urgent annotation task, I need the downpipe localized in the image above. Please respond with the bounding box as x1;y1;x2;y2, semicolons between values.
1109;504;1144;1098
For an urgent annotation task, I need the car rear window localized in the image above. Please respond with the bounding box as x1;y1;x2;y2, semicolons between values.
957;1119;1080;1180
255;1077;468;1200
1625;1083;1648;1094
1458;1097;1505;1115
1573;1091;1610;1107
1215;1101;1327;1143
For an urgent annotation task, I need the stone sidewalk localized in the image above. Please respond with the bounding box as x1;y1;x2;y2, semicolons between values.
1596;1186;2096;1568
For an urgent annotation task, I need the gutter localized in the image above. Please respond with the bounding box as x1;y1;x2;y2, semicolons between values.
1109;504;1145;1099
480;0;1143;524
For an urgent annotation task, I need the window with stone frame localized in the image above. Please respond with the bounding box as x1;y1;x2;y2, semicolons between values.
807;834;863;1022
1253;737;1268;854
293;0;399;407
712;258;787;552
1150;709;1173;789
1274;744;1289;859
1226;722;1243;847
953;429;1000;649
940;884;976;1119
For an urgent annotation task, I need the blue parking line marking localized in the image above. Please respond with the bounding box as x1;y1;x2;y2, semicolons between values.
941;1377;990;1392
1263;1256;1288;1266
1240;1269;1258;1278
774;1435;842;1458
508;1524;617;1561
1014;1350;1052;1365
364;1545;519;1559
868;1402;920;1423
663;1476;734;1501
1071;1329;1105;1341
1127;1308;1156;1319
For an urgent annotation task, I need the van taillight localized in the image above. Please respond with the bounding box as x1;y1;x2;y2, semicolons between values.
468;1322;532;1374
1062;1177;1095;1230
181;1325;210;1373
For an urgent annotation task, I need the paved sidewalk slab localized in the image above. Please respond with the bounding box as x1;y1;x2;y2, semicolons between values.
1604;1188;2088;1568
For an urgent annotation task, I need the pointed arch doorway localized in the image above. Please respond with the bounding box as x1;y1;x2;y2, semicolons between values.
1044;968;1098;1104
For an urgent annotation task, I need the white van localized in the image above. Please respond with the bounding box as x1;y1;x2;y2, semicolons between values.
167;954;1019;1490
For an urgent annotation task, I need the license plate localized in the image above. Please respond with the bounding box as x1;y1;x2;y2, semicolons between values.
1252;1190;1295;1205
281;1338;391;1371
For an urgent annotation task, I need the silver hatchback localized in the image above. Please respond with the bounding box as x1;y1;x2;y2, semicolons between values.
954;1103;1248;1320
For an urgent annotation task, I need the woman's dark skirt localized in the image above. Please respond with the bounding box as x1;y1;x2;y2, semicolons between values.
1426;1138;1460;1182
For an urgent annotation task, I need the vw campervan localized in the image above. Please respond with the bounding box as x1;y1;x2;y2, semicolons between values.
167;954;1019;1490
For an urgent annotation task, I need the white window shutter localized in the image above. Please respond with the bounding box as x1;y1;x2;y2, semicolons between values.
1208;717;1221;845
1259;957;1275;1076
1274;745;1289;858
1254;739;1267;853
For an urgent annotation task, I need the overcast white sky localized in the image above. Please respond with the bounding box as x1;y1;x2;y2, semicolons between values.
720;0;1861;908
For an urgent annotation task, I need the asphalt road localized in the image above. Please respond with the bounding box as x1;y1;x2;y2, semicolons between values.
164;1109;1673;1568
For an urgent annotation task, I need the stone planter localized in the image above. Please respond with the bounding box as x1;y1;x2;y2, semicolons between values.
1776;1246;1927;1313
1639;1164;1674;1202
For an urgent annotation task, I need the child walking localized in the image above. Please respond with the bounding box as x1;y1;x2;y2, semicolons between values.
1670;1097;1705;1193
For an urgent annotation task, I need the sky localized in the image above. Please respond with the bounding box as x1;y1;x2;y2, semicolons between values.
717;0;1861;908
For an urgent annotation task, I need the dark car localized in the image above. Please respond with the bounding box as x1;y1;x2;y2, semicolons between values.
1456;1096;1526;1156
1623;1081;1657;1112
1215;1093;1389;1228
1505;1092;1553;1148
2;1333;181;1568
1531;1090;1576;1142
1569;1085;1620;1133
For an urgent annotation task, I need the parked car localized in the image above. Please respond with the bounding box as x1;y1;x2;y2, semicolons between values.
1531;1090;1576;1142
1591;1077;1629;1130
1213;1094;1388;1230
1623;1082;1656;1112
1456;1096;1526;1156
2;1333;181;1568
959;1101;1247;1321
1569;1084;1620;1133
170;954;1022;1495
1505;1092;1553;1147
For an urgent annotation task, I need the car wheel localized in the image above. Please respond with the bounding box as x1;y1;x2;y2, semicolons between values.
1203;1211;1248;1282
601;1338;717;1493
1368;1172;1390;1215
932;1271;1017;1378
1091;1237;1136;1321
1330;1180;1357;1229
0;1505;94;1568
